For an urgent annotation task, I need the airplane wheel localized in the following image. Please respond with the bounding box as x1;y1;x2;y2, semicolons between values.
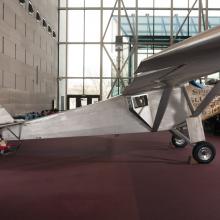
192;141;216;164
171;135;187;148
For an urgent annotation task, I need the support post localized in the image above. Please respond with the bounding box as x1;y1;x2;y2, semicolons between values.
100;0;103;100
198;0;202;33
133;0;138;71
205;0;209;30
117;0;121;90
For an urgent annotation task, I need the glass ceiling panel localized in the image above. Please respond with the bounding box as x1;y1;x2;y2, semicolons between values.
114;15;220;36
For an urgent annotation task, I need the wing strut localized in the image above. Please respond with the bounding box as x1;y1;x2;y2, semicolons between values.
152;87;173;132
182;86;194;113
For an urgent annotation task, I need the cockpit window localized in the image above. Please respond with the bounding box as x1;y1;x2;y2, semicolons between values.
133;95;148;108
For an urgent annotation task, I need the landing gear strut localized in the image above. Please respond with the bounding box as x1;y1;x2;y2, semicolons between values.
171;133;216;164
192;141;216;164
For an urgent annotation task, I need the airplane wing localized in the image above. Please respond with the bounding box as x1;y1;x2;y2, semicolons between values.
123;26;220;95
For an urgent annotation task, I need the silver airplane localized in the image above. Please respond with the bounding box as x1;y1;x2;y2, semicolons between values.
1;26;220;164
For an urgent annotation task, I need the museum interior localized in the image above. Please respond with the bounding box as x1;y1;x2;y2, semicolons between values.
0;1;220;220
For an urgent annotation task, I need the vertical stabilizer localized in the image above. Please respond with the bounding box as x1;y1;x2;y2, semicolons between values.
0;106;14;124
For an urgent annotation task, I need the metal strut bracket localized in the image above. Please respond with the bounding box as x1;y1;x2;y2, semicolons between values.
182;86;194;114
170;128;191;144
127;97;152;131
6;126;22;141
0;121;24;141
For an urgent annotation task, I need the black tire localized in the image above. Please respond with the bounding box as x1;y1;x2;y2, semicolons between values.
171;135;187;148
192;141;216;164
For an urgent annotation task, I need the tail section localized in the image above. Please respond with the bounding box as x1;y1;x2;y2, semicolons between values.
0;106;14;124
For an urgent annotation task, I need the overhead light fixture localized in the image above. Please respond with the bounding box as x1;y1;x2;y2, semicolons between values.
48;25;52;34
19;0;25;5
36;11;41;22
28;1;34;14
42;18;47;28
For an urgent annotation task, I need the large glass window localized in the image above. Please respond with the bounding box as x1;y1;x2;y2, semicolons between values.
68;0;84;7
85;11;100;42
59;10;66;42
85;44;100;77
59;45;66;77
85;0;100;7
84;79;100;94
67;79;83;94
59;0;220;110
67;44;84;77
68;10;84;42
